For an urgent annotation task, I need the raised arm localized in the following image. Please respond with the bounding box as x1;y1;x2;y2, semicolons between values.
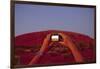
28;34;51;65
58;33;84;63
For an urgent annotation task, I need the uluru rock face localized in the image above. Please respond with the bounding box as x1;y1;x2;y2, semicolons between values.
14;30;96;67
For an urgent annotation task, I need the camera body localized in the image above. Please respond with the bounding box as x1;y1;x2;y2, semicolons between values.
50;34;62;42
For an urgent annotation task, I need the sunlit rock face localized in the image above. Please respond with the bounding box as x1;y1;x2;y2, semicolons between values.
14;30;95;67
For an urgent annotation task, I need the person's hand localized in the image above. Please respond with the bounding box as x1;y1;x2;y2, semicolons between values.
58;33;72;48
43;34;51;43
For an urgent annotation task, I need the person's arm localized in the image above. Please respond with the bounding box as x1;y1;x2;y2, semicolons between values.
28;34;51;65
60;41;84;63
58;33;84;63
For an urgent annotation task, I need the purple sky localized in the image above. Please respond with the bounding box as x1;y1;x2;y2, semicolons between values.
15;4;95;38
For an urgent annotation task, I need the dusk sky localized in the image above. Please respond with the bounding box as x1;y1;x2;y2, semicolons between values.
15;4;95;38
